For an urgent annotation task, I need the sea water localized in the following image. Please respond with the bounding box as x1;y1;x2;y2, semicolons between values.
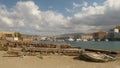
65;41;120;51
34;41;120;51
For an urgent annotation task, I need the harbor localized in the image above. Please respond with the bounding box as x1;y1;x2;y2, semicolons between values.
0;35;120;68
0;0;120;67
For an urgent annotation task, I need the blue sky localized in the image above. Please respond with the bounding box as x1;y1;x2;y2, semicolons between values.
0;0;120;36
0;0;105;16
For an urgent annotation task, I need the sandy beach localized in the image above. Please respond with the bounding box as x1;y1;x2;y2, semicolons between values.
0;51;120;68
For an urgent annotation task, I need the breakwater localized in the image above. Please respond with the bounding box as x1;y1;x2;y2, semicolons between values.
1;41;81;56
1;40;119;57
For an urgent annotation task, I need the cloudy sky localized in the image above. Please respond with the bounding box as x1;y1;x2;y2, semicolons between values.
0;0;120;36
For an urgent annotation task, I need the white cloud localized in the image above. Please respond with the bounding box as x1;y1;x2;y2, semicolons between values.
66;2;81;13
0;0;120;35
73;2;81;8
93;2;98;6
18;21;25;27
1;17;13;27
68;0;120;33
0;1;69;35
83;1;88;7
65;8;71;12
105;0;120;8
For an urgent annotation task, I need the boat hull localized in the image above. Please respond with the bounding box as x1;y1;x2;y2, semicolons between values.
80;51;116;62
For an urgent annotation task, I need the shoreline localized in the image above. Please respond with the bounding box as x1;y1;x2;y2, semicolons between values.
0;51;120;68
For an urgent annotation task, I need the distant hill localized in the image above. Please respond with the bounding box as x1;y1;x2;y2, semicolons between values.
21;33;84;38
60;33;84;38
21;34;39;37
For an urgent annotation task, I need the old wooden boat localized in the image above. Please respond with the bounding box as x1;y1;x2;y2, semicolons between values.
80;51;116;62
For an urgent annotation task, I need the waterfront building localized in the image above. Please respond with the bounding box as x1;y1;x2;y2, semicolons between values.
81;34;93;41
0;31;20;41
108;25;120;41
93;31;108;41
40;37;47;41
22;37;33;42
114;28;119;33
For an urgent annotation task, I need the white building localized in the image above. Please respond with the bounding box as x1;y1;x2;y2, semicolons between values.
114;28;119;33
0;31;20;41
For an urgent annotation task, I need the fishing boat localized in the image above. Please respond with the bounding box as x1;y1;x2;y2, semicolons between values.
80;51;116;62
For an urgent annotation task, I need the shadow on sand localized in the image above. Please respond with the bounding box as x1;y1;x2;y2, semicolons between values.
73;56;112;63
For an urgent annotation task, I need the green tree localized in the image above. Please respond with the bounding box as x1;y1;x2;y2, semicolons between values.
15;32;22;37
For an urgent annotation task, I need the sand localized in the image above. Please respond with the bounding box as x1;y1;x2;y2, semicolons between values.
0;51;120;68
